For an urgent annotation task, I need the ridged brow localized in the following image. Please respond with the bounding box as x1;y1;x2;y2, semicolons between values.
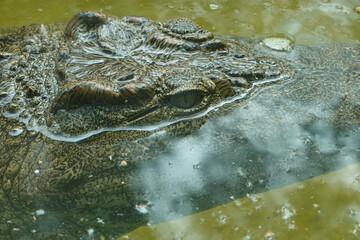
51;81;155;113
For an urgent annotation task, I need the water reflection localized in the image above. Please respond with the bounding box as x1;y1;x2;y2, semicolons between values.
125;162;360;239
131;99;359;229
124;41;359;238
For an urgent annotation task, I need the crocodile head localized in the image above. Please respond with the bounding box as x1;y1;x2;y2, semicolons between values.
0;11;359;239
43;11;292;138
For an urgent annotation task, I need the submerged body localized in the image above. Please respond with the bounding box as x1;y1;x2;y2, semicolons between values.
0;12;359;239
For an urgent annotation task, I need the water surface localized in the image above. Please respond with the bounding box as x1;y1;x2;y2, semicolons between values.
0;0;359;239
1;0;359;44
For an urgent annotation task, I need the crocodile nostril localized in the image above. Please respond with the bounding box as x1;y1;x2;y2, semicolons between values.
116;72;135;82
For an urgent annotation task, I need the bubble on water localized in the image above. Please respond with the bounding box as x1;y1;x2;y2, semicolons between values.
35;209;45;216
247;194;259;203
135;203;149;214
262;37;291;52
217;215;227;225
96;217;105;224
244;234;252;240
209;4;219;10
87;228;94;236
347;206;360;222
8;127;24;137
288;223;296;230
265;231;274;239
234;200;242;207
281;203;296;221
263;0;273;7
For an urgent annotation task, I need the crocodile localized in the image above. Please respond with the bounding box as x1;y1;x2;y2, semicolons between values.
0;11;359;239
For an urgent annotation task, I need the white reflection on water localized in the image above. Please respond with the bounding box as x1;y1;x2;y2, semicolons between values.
136;84;359;226
138;134;208;223
281;202;296;221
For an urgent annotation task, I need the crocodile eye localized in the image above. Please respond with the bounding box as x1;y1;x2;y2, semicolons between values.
169;90;202;109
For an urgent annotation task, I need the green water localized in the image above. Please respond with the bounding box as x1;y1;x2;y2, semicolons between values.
0;0;359;239
0;0;359;44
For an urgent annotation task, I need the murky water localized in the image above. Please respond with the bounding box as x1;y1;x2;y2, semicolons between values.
0;0;359;239
0;0;359;44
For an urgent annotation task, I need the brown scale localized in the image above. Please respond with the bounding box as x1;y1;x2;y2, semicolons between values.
66;56;141;83
145;18;220;52
210;75;237;98
64;11;107;40
51;80;155;113
161;18;213;42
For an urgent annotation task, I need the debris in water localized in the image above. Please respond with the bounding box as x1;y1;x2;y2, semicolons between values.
209;4;219;10
97;218;105;224
35;209;45;216
288;223;296;230
87;228;94;236
335;5;343;10
262;37;291;52
217;215;227;225
135;203;149;214
120;160;128;167
265;231;274;238
281;203;296;221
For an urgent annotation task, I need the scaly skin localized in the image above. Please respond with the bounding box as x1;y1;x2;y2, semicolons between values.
0;11;359;239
